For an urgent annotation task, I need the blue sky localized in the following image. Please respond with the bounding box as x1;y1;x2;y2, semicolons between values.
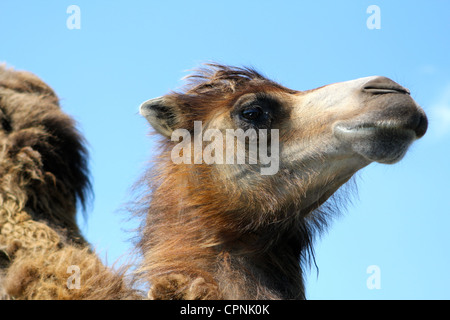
1;1;449;299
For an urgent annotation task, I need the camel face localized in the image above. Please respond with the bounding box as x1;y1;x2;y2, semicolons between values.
137;66;429;299
140;66;427;221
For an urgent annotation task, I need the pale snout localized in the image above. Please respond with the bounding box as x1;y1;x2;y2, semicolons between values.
332;76;428;164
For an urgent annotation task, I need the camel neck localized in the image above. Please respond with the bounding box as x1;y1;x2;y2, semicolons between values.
212;230;306;299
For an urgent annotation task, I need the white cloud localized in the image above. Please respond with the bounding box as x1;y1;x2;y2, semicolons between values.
432;106;450;136
430;84;450;138
418;64;437;75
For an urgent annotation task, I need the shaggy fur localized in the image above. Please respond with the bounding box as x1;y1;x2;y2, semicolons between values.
136;65;344;300
0;65;139;299
0;64;327;299
0;64;424;300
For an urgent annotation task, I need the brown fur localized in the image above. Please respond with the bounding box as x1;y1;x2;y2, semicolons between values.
137;65;336;299
0;64;426;300
0;65;139;299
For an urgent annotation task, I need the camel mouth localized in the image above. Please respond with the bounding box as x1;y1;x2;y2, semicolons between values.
336;121;417;137
341;105;428;139
333;115;427;164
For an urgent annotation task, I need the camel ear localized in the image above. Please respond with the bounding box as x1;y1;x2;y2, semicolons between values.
139;96;179;138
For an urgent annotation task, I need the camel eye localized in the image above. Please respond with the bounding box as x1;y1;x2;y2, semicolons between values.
241;105;263;121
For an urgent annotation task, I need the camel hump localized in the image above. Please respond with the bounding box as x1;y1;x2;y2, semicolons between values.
0;65;57;97
0;65;91;244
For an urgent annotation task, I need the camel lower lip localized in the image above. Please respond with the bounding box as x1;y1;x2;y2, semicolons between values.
333;123;417;164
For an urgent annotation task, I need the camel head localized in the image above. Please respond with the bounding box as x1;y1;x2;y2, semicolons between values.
139;64;427;231
138;64;427;299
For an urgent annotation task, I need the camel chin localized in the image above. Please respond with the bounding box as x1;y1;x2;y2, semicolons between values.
334;125;417;164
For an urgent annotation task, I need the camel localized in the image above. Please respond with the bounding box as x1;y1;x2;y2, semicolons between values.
0;64;427;299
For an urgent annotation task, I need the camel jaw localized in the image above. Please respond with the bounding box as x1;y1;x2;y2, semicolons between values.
333;123;417;164
333;107;427;164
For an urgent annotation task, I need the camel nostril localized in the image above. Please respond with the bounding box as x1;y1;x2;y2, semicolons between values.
363;76;410;95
